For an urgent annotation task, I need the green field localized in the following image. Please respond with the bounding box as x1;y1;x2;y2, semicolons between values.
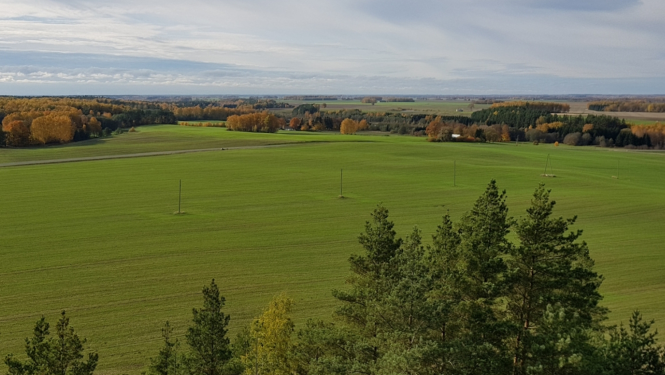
1;126;665;374
272;99;491;116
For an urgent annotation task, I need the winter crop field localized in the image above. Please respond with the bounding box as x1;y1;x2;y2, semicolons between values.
1;125;664;374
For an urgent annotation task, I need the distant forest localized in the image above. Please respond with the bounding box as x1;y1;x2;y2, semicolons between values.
2;97;664;149
0;97;287;147
588;100;665;113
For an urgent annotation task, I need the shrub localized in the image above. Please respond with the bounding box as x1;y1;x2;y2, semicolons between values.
563;132;582;146
525;129;545;142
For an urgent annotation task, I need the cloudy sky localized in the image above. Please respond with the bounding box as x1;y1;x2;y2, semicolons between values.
0;0;663;95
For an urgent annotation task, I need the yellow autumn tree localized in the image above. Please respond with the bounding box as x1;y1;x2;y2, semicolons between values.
242;295;295;375
3;120;31;146
340;118;358;134
30;114;74;144
87;117;102;135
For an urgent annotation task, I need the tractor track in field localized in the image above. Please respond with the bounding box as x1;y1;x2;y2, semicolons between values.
0;143;313;168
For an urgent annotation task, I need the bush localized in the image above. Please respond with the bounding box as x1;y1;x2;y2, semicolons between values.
563;132;582;146
525;129;545;142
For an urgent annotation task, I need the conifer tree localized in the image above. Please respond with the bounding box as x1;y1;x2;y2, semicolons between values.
600;311;665;375
4;311;98;375
507;184;605;373
186;279;231;375
148;322;183;375
331;206;403;374
447;180;514;375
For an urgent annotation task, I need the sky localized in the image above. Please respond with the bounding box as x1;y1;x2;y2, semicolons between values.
0;0;663;95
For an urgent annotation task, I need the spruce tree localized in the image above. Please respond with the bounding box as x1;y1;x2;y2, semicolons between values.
186;279;231;375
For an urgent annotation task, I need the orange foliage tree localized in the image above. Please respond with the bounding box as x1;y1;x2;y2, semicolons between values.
3;120;31;146
340;119;358;134
30;114;75;144
289;117;301;130
226;111;280;133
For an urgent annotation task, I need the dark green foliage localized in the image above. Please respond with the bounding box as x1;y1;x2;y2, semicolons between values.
186;279;232;375
292;104;320;116
112;110;177;128
507;184;606;373
147;322;184;375
291;181;665;375
600;311;665;375
457;180;513;300
471;107;550;128
4;311;98;375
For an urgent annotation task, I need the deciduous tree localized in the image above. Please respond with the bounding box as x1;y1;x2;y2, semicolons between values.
242;295;296;375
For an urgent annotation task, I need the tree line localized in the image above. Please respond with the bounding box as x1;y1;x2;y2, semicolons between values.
226;112;285;133
0;97;181;147
6;182;665;375
588;101;665;113
490;101;571;113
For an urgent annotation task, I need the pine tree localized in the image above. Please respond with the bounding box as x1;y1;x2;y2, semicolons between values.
4;317;51;375
601;311;665;375
507;184;605;373
331;206;404;374
186;279;232;375
4;311;98;375
457;180;513;300
447;180;514;375
148;322;183;375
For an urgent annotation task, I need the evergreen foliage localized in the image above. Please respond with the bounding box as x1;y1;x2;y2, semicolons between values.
186;279;232;375
4;311;98;375
136;182;665;375
147;322;184;375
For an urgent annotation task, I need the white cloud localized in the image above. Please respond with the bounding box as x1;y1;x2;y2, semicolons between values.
0;0;663;94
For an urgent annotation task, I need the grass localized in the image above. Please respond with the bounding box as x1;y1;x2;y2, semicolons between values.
627;119;664;126
0;125;369;164
1;126;665;374
272;99;491;116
